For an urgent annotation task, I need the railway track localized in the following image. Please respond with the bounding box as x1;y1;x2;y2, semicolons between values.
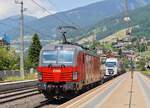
0;74;125;108
0;88;39;104
0;80;39;104
0;80;38;92
0;74;124;107
0;86;37;95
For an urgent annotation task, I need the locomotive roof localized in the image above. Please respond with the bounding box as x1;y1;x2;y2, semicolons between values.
42;44;83;51
42;44;99;57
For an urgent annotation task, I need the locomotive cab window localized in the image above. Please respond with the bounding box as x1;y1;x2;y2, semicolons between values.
58;50;74;65
41;50;74;66
42;51;57;64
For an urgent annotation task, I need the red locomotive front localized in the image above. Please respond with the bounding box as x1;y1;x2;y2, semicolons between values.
37;44;102;98
37;44;86;98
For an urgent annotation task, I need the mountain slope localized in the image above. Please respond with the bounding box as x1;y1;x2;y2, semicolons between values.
27;0;150;40
86;4;150;40
0;15;37;38
1;0;150;40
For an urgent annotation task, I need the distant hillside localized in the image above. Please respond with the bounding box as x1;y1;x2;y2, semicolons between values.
86;4;150;40
77;29;128;44
1;0;150;40
100;29;129;43
0;15;37;39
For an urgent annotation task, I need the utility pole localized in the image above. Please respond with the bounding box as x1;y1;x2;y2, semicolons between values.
124;0;129;20
124;0;134;79
93;30;96;45
15;0;25;79
124;0;131;40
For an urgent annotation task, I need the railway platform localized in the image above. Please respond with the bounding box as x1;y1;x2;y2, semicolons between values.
98;72;148;108
58;72;150;108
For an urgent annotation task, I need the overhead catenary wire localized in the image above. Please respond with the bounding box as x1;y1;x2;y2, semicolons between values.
31;0;87;41
0;10;65;40
1;0;86;43
0;17;51;39
47;0;82;29
31;0;80;41
31;0;72;26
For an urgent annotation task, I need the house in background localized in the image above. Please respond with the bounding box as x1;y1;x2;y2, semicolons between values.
0;35;10;47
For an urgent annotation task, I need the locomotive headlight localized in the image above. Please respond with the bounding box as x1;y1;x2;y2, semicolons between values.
72;72;78;80
38;72;42;80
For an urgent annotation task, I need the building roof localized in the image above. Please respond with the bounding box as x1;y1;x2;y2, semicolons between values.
0;35;10;44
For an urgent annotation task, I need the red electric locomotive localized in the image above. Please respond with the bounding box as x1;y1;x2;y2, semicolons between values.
37;44;104;98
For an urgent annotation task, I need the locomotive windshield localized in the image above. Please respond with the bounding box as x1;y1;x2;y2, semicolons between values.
42;51;57;64
106;62;117;67
58;50;74;64
42;50;74;66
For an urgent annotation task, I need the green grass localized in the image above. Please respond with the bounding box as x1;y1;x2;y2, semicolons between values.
99;29;128;43
1;73;37;82
141;70;150;75
104;43;113;50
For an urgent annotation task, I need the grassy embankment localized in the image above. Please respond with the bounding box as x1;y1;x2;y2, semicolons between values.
0;73;37;83
99;29;128;43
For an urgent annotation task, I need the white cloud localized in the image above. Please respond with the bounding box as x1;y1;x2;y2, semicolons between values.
0;0;56;19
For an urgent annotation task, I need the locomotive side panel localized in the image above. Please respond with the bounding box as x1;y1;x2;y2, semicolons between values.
94;57;101;81
75;52;86;90
84;54;101;85
85;54;90;84
94;56;102;82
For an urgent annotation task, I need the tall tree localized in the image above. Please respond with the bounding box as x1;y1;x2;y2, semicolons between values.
28;33;42;68
0;48;19;70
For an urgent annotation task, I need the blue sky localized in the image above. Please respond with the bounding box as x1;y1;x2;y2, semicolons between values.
0;0;104;19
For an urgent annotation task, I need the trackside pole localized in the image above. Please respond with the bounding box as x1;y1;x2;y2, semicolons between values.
130;58;134;79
